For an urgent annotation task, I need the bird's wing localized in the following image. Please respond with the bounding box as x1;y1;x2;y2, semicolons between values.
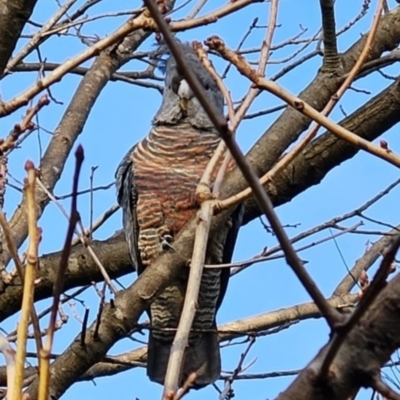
217;203;245;311
115;146;144;274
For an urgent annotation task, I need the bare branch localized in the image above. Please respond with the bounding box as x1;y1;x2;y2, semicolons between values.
217;0;383;212
208;36;400;169
219;336;256;400
13;161;40;400
0;334;16;400
38;146;83;400
320;234;400;376
12;62;164;92
372;375;400;400
4;0;78;75
0;0;38;76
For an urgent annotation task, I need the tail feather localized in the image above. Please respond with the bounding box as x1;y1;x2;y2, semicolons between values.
147;330;221;389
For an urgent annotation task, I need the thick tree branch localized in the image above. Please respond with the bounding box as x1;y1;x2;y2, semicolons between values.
0;232;130;322
0;0;38;77
244;76;400;223
2;17;156;265
230;5;400;210
0;293;356;385
274;272;400;400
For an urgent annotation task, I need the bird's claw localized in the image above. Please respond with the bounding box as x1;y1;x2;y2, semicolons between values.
160;234;175;251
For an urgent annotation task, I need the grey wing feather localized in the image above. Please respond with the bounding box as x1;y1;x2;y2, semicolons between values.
217;203;245;310
115;146;142;273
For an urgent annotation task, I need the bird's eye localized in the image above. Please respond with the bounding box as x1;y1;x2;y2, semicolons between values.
205;84;210;90
171;80;180;93
171;77;180;94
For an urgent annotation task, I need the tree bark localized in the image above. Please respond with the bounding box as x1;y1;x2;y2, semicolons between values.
0;0;38;77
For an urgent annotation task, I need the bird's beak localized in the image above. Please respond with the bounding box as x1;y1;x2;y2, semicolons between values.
180;97;188;114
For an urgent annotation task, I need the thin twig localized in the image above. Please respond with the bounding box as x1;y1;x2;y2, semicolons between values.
213;222;362;272
221;17;259;79
89;166;98;241
185;0;208;19
37;146;84;400
320;234;400;377
220;369;299;380
0;211;24;280
58;0;102;24
4;0;79;75
36;178;117;292
0;334;16;400
207;34;400;164
214;0;387;211
0;95;50;155
193;43;233;197
219;336;256;400
80;308;90;347
373;375;400;400
93;283;106;340
230;0;279;125
13;162;40;400
71;203;119;246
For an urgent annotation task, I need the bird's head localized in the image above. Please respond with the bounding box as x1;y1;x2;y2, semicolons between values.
153;42;224;129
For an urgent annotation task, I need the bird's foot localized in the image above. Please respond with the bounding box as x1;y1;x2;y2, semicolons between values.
160;234;175;251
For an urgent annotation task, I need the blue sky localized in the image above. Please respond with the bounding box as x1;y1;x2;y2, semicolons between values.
1;0;400;399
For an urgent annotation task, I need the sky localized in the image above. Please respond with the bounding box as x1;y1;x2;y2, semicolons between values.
1;0;400;399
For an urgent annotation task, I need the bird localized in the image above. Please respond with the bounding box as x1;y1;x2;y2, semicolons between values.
115;42;243;389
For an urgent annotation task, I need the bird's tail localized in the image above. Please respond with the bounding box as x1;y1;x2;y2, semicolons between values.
146;328;221;389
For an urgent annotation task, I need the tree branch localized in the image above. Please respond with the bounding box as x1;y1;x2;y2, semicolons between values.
2;15;156;265
0;0;38;77
0;231;131;322
244;76;400;224
0;293;356;386
233;6;400;224
334;225;400;296
274;273;400;400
